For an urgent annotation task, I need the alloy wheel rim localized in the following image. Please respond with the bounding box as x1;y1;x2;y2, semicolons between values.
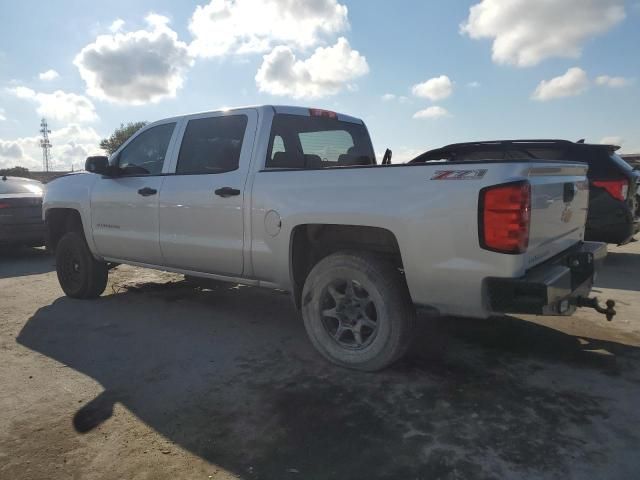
320;279;379;350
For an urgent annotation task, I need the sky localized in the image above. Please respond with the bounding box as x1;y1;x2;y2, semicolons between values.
0;0;639;171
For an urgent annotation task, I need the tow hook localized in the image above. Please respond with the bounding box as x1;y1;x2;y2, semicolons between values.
575;297;617;321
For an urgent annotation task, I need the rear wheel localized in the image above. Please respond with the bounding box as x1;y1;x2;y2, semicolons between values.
301;252;415;371
56;232;108;299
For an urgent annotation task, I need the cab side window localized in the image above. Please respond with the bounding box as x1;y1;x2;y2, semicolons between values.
176;115;248;174
117;123;176;176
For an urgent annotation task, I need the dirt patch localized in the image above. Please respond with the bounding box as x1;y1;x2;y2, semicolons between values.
2;245;640;479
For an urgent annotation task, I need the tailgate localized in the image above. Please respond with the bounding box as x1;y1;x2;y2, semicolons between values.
525;163;589;268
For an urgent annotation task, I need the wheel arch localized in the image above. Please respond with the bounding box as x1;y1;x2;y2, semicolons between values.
289;224;405;310
45;208;86;252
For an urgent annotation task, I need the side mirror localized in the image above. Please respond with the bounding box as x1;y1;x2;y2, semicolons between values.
85;156;110;175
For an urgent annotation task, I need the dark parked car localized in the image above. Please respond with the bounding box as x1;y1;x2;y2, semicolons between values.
410;140;640;245
0;175;46;248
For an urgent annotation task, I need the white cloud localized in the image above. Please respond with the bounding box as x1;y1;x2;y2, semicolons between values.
74;14;193;105
0;137;41;170
0;140;25;163
9;86;98;122
413;106;450;119
461;0;626;67
467;81;480;88
0;108;5;121
109;19;125;33
255;37;368;99
381;94;408;103
51;124;103;146
412;75;453;101
0;125;103;170
595;75;633;88
39;69;59;81
188;0;349;58
600;136;623;146
532;67;589;101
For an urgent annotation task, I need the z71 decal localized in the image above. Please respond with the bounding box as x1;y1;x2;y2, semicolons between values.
431;169;488;180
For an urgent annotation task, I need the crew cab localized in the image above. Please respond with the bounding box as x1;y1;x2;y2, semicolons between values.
44;106;614;371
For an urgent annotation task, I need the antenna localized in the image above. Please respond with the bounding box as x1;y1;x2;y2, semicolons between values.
40;118;52;172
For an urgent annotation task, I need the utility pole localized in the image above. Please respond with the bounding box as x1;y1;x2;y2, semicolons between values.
39;118;52;172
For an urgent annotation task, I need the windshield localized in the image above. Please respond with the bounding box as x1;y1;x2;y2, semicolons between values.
265;114;376;169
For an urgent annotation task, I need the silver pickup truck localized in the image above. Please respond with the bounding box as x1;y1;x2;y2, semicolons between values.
43;105;614;371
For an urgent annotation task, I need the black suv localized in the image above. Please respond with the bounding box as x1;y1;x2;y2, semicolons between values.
411;140;640;245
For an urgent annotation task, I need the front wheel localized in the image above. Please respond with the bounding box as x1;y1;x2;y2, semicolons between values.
55;232;108;299
301;252;415;371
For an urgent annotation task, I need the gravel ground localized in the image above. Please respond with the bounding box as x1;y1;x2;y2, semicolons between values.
1;242;639;480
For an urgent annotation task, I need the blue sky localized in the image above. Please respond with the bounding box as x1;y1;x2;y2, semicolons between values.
0;0;639;170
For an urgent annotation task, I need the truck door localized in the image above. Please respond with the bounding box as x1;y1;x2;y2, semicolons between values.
90;122;178;265
158;109;257;276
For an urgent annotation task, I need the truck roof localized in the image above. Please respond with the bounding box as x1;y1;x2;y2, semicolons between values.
157;105;365;126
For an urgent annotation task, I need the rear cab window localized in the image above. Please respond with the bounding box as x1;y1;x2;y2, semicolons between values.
265;114;375;169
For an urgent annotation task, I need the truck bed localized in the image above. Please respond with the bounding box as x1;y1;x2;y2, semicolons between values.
251;159;589;317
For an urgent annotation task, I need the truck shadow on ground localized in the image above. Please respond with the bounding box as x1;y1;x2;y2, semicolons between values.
16;279;640;479
594;251;640;292
0;247;53;279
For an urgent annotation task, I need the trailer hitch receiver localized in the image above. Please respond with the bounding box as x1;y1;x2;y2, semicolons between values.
575;297;616;321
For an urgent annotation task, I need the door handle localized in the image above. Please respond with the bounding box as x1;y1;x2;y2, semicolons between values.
214;187;241;198
138;187;157;197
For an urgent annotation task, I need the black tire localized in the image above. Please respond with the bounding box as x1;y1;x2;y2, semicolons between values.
301;252;415;371
55;231;108;299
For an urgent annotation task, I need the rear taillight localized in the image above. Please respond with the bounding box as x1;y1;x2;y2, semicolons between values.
592;179;629;201
479;181;531;254
0;203;9;209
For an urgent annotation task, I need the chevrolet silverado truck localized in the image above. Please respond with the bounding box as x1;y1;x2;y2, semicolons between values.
43;106;615;371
